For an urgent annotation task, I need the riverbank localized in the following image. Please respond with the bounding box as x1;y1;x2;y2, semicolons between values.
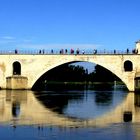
43;81;126;91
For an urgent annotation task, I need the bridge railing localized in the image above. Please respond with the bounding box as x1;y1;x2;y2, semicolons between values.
0;49;137;55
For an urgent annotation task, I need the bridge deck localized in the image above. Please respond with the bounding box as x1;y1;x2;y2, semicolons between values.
0;49;138;55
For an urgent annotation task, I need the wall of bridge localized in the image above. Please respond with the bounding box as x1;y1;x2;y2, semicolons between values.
0;54;139;91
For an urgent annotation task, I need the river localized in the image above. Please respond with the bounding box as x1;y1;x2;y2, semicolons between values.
0;86;140;140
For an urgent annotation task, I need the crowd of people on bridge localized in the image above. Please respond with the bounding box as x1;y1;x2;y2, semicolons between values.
51;48;98;55
13;48;138;55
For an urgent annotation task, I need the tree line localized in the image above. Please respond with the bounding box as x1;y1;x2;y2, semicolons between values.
32;63;121;90
44;64;120;82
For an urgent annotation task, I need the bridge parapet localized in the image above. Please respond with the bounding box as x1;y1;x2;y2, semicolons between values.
0;49;138;55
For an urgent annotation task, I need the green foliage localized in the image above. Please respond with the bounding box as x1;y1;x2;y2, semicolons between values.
32;64;121;90
46;64;88;82
88;65;120;82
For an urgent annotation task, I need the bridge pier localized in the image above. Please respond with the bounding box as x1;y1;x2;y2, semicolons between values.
135;78;140;92
6;76;28;90
135;72;140;92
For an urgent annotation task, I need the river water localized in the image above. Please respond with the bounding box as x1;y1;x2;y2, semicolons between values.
0;86;140;140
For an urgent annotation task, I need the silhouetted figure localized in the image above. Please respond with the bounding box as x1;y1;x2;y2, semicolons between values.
132;49;135;54
132;49;138;54
71;49;74;54
93;49;97;54
15;49;18;54
51;49;53;54
65;49;68;54
76;48;80;54
127;48;129;54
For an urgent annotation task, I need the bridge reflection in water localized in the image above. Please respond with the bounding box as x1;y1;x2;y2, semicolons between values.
0;90;140;127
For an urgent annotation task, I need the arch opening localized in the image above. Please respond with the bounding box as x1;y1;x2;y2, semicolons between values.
31;61;127;91
124;60;133;72
13;61;21;75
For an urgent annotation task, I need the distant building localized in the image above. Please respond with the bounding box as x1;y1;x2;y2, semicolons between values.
136;40;140;54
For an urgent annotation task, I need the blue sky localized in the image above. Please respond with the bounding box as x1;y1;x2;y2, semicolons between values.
0;0;140;51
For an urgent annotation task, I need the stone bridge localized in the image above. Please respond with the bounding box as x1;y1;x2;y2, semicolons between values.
0;41;140;91
0;53;139;91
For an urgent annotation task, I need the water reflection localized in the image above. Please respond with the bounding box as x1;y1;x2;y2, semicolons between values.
12;102;20;118
0;89;140;127
95;91;113;106
34;91;84;114
135;93;140;106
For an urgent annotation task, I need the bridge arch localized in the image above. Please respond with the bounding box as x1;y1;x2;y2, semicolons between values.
31;60;127;90
13;61;21;75
124;60;133;72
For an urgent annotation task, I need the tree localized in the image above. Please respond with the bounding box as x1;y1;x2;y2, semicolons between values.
88;65;120;82
46;64;87;82
32;64;88;90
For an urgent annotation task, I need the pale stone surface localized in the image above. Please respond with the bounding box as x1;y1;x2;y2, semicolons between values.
0;54;139;91
6;76;28;89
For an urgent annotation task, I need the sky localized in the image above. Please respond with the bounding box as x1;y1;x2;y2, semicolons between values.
0;0;140;52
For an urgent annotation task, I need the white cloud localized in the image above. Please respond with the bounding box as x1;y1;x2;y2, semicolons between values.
0;36;16;44
0;36;33;46
1;36;15;40
0;35;103;51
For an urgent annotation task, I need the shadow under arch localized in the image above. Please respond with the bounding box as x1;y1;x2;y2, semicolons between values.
31;61;128;91
32;61;84;90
